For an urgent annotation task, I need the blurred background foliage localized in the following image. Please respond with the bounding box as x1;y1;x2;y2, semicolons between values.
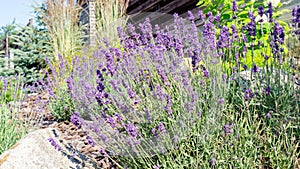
0;9;52;85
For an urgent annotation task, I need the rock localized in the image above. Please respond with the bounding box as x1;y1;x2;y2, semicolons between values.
0;128;100;169
229;69;300;90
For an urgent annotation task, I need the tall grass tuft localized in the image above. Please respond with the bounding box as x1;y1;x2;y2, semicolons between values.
37;0;85;64
94;0;129;46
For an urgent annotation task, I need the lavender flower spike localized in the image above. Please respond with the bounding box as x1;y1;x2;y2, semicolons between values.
126;123;138;138
48;137;62;151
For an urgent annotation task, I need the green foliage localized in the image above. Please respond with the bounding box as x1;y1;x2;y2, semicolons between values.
13;26;51;83
0;78;23;103
48;87;76;121
0;21;18;57
0;103;26;154
197;0;290;73
0;76;26;154
0;11;53;84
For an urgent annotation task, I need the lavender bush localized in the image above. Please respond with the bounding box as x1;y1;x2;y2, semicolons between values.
41;2;299;169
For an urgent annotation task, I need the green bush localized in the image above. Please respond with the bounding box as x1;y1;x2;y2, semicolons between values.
48;87;76;121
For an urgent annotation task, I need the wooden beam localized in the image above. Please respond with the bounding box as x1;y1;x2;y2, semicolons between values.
157;0;196;14
128;0;141;7
129;0;197;27
128;0;161;14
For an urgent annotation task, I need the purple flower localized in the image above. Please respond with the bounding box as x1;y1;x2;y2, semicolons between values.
215;14;220;22
127;87;136;99
248;11;255;21
157;122;166;134
198;10;205;20
126;123;138;137
48;137;61;151
187;11;195;21
266;2;273;22
96;70;104;81
265;86;271;95
107;116;115;128
247;12;256;37
115;113;123;123
157;67;169;86
244;88;254;101
173;135;178;143
252;64;259;73
145;108;152;122
292;6;300;28
48;137;56;147
2;78;8;92
218;98;225;105
257;41;262;47
270;22;285;47
203;69;209;78
99;148;106;154
224;123;234;135
86;136;95;147
232;13;237;19
236;133;239;140
96;82;105;92
70;111;81;129
155;85;164;101
211;157;216;166
292;7;297;23
198;111;202;119
231;25;238;39
258;6;264;17
153;165;160;169
217;26;230;48
264;55;269;60
202;21;216;49
99;134;109;142
232;0;238;12
164;94;173;115
266;112;271;118
207;12;212;18
152;122;166;137
152;128;158;137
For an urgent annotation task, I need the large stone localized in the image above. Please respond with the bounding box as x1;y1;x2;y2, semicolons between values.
0;128;99;169
229;69;300;90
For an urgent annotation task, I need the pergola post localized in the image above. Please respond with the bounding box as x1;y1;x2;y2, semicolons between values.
89;0;97;47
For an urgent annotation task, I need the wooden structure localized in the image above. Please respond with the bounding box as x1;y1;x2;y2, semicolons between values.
77;0;300;46
77;0;199;46
127;0;198;15
0;33;14;70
